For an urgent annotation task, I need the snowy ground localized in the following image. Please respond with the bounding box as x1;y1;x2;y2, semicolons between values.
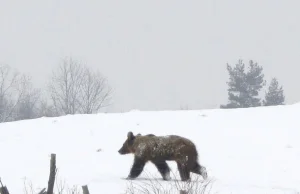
0;104;300;193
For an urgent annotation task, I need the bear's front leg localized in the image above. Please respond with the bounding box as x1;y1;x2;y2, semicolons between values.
152;160;171;181
127;156;146;179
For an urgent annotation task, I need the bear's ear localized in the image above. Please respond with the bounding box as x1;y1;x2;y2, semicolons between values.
127;131;134;140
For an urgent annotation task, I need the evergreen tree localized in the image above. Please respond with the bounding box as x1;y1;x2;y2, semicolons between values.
263;77;285;106
221;59;266;108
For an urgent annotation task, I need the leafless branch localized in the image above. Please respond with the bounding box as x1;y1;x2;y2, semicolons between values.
48;57;112;115
0;64;32;122
125;170;215;194
78;67;112;114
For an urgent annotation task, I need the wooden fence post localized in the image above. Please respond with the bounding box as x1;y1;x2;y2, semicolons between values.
82;185;90;194
47;153;56;194
179;190;188;194
0;178;10;194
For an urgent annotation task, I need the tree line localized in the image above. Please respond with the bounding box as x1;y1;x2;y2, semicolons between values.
221;59;285;108
0;57;112;123
0;57;286;123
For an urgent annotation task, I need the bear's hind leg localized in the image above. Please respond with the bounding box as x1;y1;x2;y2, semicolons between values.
191;162;208;180
152;160;171;181
127;157;146;179
177;162;190;181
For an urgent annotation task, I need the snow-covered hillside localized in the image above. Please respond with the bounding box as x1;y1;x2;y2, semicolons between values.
0;103;300;193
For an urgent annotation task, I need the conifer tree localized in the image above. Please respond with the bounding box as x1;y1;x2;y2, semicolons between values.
221;59;266;108
263;77;285;106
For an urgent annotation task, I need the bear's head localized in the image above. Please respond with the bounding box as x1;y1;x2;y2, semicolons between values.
118;131;136;155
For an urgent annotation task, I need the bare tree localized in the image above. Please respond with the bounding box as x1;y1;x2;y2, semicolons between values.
0;64;35;122
36;98;58;118
15;76;41;120
48;58;84;115
78;67;112;114
0;64;19;122
48;57;112;115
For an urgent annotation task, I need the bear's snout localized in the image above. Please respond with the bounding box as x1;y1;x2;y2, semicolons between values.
118;148;125;154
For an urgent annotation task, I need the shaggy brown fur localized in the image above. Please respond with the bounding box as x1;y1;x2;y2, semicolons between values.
118;131;208;181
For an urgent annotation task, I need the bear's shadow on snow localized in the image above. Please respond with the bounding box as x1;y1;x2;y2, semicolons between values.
125;177;204;183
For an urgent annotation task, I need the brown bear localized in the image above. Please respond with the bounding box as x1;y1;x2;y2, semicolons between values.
118;131;208;181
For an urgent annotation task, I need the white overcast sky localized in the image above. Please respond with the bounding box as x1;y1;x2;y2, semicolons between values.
0;0;299;112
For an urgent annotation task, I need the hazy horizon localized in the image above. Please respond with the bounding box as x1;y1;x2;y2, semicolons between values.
1;0;299;112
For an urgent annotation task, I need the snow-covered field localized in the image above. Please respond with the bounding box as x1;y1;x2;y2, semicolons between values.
0;103;300;193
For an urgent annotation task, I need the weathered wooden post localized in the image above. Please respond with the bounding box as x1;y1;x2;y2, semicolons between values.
47;153;56;194
82;185;90;194
0;178;9;194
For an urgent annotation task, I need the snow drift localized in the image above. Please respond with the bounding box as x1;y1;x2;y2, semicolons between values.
0;103;300;193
